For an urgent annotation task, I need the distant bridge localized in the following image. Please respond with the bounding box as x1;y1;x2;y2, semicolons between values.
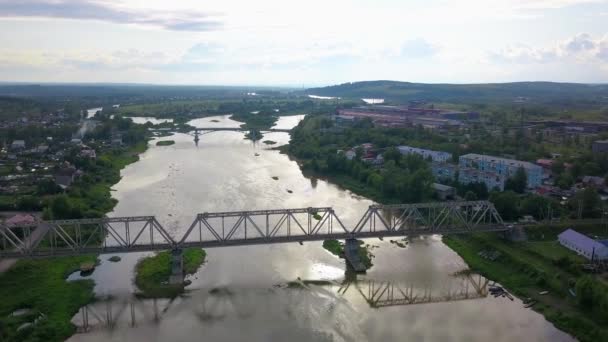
0;201;505;260
194;127;292;133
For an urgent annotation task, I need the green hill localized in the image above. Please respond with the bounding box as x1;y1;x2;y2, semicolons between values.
305;80;608;107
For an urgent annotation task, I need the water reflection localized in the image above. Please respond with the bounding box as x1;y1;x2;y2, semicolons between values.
71;273;490;334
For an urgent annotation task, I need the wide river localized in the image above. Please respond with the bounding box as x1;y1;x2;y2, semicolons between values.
68;114;573;342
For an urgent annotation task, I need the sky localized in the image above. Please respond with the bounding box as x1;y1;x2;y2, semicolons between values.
0;0;607;86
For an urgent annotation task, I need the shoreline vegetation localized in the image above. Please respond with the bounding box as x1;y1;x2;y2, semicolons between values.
444;232;608;342
134;248;206;298
0;140;149;342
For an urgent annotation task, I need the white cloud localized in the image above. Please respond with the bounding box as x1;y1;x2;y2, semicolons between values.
490;33;608;65
0;0;223;31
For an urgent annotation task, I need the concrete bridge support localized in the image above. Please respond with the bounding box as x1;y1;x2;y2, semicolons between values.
344;239;366;273
169;249;184;285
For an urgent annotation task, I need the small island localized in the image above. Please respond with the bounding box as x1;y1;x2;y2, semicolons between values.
272;176;279;180
156;140;175;146
322;239;373;270
108;256;122;262
135;248;206;298
263;140;277;145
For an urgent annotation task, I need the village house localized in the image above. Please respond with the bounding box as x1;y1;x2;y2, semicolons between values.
11;140;25;151
54;164;79;190
4;213;37;227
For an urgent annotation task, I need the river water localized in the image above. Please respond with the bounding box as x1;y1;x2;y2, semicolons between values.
67;115;573;342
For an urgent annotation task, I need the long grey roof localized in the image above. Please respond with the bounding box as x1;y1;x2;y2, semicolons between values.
558;229;607;252
459;153;541;170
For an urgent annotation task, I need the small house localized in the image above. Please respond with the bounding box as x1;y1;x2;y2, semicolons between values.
432;183;456;200
11;140;25;150
4;214;36;227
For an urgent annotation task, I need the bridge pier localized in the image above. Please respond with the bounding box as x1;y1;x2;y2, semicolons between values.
169;249;184;285
344;239;366;273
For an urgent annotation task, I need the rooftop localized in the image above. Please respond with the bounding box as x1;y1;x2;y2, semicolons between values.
559;229;607;252
460;153;541;169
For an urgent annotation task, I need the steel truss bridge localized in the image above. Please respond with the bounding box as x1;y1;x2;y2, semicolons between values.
193;127;292;133
72;275;490;333
0;201;505;259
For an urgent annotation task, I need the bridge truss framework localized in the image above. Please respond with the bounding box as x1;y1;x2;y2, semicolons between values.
0;201;505;259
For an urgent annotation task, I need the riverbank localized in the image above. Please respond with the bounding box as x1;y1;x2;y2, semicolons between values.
443;234;608;342
0;142;149;341
134;248;206;298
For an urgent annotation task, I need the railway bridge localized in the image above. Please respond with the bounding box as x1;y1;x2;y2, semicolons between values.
0;201;506;282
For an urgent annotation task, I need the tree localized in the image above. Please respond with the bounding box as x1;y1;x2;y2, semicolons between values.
489;191;520;221
382;147;401;164
505;167;527;193
576;276;597;310
49;195;72;219
464;191;478;201
520;195;557;220
570;188;601;218
37;178;62;195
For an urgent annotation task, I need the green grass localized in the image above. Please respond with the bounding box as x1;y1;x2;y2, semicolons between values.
0;256;96;342
155;140;175;146
322;240;343;256
443;234;608;342
135;248;206;298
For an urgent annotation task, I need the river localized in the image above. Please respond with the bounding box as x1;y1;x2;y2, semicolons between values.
67;114;573;342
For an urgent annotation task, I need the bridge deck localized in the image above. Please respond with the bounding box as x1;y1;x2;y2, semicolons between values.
0;201;506;259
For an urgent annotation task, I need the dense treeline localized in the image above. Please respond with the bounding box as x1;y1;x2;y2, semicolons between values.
288;115;436;203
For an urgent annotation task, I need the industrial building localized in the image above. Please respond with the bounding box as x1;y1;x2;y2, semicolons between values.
459;154;543;189
558;229;608;261
335;105;477;129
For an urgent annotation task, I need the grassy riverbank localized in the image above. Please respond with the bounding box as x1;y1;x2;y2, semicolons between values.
135;248;206;298
0;142;148;341
0;256;96;341
443;233;608;342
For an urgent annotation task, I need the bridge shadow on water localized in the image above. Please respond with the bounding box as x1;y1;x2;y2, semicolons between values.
71;271;491;334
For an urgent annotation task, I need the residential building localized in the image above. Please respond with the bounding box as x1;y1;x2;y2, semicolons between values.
36;145;49;154
54;165;78;189
111;134;123;146
432;183;456;200
459;153;543;189
431;162;458;181
11;140;25;150
581;176;605;189
4;214;36;226
536;159;554;169
80;148;97;159
592;140;608;153
397;146;452;163
458;167;506;191
558;229;608;261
